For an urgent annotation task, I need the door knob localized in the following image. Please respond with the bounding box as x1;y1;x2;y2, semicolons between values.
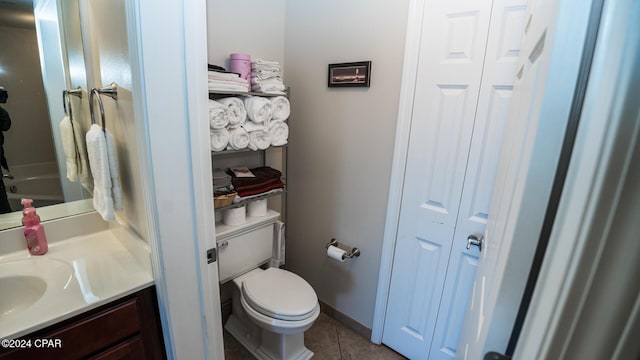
466;234;484;251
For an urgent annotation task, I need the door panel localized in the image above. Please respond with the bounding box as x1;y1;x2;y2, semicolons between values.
428;3;525;359
382;0;494;358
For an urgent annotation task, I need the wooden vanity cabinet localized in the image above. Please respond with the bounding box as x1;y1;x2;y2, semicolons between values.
0;286;165;360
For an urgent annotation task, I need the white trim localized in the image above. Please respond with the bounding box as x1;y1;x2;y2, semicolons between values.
515;0;640;357
182;0;224;358
371;0;426;344
125;0;173;352
129;0;219;358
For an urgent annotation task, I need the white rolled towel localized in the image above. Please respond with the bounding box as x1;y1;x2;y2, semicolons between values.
217;97;247;128
243;96;273;124
270;96;290;122
210;128;229;152
269;121;289;146
208;99;229;129
248;130;272;151
227;127;250;150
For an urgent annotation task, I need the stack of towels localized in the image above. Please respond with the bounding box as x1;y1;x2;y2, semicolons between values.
229;166;285;202
209;95;290;152
251;59;286;95
208;69;249;92
213;168;233;196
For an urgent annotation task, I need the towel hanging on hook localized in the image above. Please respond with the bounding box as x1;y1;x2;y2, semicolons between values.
86;82;123;221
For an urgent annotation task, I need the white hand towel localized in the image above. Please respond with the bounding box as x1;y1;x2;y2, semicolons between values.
270;96;290;122
248;130;272;151
86;124;115;221
60;116;79;182
268;121;289;146
243;96;273;124
105;130;123;211
217;97;247;128
71;117;90;185
227;127;250;150
208;99;229;129
210;128;229;152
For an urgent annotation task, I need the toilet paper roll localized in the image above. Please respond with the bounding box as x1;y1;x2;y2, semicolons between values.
327;245;346;262
247;199;267;217
223;206;246;226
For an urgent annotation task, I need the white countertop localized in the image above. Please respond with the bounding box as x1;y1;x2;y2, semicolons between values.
0;228;154;339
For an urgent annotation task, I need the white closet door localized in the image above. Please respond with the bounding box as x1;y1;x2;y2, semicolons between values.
427;1;526;358
381;0;494;358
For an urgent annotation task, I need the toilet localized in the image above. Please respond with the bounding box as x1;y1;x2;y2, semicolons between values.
218;213;319;360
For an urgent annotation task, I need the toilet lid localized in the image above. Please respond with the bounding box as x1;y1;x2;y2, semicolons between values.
242;268;318;321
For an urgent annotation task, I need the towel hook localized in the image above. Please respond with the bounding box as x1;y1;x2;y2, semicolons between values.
62;86;83;119
89;83;118;133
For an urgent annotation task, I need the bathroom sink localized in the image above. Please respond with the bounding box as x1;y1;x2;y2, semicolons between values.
0;275;47;317
0;258;73;318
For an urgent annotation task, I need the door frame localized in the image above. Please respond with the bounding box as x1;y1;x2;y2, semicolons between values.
370;0;424;344
514;0;640;356
129;0;224;358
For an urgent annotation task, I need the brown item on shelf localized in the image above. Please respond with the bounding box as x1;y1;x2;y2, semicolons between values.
214;191;236;208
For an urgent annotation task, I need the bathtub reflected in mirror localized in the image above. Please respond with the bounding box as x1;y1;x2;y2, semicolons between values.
0;0;93;231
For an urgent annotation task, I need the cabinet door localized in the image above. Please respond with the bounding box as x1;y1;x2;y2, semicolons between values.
90;336;145;360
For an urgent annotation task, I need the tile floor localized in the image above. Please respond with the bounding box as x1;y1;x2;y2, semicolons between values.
224;312;407;359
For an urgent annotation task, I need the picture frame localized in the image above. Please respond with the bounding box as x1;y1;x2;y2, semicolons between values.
327;61;372;88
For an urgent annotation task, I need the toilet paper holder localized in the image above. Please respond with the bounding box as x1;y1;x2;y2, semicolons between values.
326;238;361;260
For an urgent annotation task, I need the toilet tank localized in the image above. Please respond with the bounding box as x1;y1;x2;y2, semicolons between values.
216;209;280;283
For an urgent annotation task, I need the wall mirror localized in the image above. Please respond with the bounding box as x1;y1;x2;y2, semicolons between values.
0;0;94;230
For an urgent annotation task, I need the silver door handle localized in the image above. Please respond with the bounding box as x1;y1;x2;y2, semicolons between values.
217;240;228;249
466;234;484;251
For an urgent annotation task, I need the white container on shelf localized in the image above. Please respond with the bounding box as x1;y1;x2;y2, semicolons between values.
222;206;246;226
247;199;267;217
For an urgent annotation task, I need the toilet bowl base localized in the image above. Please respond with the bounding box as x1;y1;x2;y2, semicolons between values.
226;314;314;360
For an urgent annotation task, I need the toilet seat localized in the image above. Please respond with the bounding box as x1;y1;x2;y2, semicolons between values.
242;268;318;321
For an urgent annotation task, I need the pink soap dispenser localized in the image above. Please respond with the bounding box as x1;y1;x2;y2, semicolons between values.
23;206;47;255
20;198;39;225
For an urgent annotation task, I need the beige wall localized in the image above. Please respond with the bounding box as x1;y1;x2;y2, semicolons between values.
284;1;409;328
0;24;57;168
81;0;148;241
207;0;286;69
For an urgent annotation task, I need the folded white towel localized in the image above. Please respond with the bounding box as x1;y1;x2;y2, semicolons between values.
252;59;280;67
242;120;265;132
208;99;229;129
217;97;247;128
243;96;273;124
210;128;229;151
60;116;79;182
227;127;250;150
105;130;123;211
86;124;115;221
251;83;286;95
207;71;245;82
269;121;289;146
251;70;282;80
251;77;284;86
248;130;272;150
270;96;290;122
208;81;249;93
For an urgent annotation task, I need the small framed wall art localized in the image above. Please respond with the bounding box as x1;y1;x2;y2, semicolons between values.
327;61;372;88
